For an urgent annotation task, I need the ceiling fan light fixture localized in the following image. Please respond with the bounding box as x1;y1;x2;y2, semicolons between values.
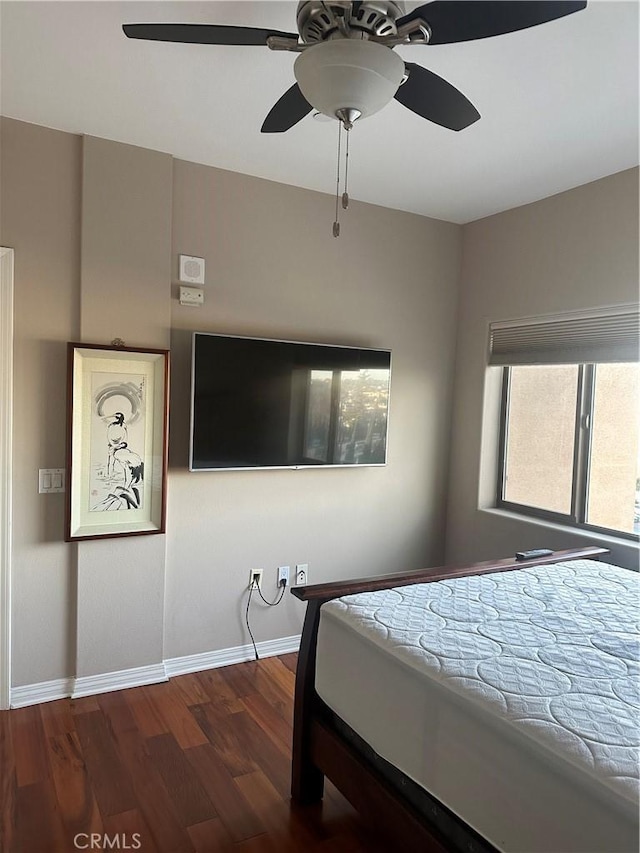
293;39;405;122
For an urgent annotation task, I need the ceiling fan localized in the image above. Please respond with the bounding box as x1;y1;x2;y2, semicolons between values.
123;1;587;134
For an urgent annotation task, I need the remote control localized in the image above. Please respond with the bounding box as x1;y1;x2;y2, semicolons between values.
515;549;554;561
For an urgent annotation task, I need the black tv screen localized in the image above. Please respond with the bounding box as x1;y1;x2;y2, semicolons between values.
190;333;391;471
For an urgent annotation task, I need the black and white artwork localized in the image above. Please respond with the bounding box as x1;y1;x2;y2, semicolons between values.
89;373;146;512
66;343;168;541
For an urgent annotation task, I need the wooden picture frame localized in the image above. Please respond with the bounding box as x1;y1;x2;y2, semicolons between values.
65;342;169;542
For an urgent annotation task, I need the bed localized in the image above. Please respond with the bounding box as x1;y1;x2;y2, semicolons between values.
290;547;639;853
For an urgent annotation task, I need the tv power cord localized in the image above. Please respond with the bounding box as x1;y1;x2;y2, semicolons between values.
245;576;287;661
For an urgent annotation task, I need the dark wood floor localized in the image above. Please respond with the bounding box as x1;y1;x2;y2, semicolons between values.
1;654;389;852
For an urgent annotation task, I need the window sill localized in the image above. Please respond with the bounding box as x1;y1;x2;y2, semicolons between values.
480;506;640;552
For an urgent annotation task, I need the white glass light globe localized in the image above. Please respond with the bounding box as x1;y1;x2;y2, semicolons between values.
294;39;405;121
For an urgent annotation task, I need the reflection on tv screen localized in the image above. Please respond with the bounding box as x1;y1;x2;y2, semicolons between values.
304;369;389;465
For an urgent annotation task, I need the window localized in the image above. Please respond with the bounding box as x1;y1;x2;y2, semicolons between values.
498;362;640;539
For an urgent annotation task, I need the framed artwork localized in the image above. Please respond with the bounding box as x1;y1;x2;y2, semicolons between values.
65;342;169;541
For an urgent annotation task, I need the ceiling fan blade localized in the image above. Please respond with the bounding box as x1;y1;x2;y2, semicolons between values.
122;23;298;46
397;1;587;45
394;63;480;130
261;84;313;133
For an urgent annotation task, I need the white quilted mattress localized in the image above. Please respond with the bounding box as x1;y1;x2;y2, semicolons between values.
315;559;640;853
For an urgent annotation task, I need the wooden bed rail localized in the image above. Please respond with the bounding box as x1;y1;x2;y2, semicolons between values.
291;546;609;603
290;545;610;831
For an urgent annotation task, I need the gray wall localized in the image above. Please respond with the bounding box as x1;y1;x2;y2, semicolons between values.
1;119;81;685
165;159;461;660
446;168;640;569
1;117;462;686
76;136;173;678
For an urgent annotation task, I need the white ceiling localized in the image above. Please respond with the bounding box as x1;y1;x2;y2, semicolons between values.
1;1;638;223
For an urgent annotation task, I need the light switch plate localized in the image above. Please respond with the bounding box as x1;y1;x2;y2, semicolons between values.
39;468;65;493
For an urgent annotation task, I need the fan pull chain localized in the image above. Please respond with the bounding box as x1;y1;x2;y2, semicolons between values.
342;127;350;211
333;122;353;236
333;121;343;238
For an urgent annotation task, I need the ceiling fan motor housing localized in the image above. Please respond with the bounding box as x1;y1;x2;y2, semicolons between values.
294;39;405;121
296;1;406;43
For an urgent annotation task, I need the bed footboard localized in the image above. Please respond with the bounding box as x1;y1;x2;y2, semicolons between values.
290;547;608;848
291;597;325;804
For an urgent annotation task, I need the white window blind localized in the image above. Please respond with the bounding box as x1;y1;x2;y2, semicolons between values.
488;305;640;366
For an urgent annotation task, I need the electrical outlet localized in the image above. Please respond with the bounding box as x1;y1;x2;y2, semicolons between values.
249;569;263;590
277;565;290;587
295;563;309;585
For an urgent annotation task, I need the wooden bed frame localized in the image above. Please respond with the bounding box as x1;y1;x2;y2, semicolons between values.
290;546;609;853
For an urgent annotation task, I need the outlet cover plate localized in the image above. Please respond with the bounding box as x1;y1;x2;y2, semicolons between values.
278;565;290;587
249;569;263;590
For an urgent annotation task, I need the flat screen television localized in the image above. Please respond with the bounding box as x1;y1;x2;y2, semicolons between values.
189;332;391;471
